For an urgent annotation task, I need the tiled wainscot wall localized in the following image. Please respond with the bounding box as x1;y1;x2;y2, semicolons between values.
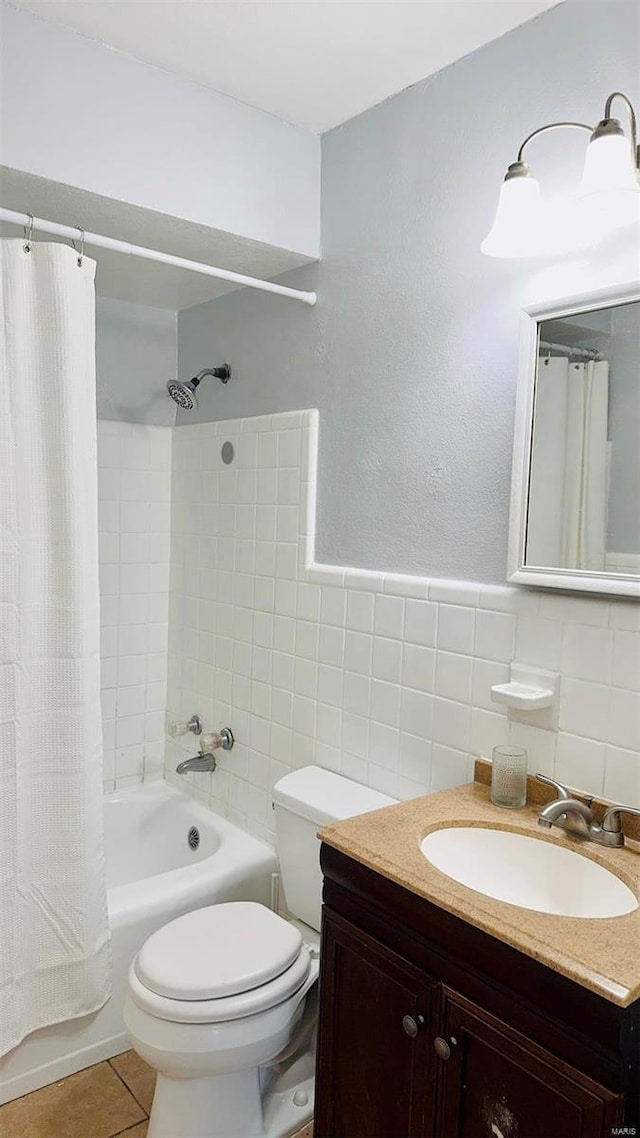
97;421;172;791
165;410;640;845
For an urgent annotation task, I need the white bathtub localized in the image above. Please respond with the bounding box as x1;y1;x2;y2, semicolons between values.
0;780;277;1104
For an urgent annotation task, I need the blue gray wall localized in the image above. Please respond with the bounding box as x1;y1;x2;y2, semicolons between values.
177;0;640;583
97;297;177;426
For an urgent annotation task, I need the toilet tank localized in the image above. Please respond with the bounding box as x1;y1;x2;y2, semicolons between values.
272;766;396;932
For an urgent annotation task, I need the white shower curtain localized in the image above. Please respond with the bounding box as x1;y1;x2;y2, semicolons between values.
528;356;609;571
561;359;610;572
0;240;111;1057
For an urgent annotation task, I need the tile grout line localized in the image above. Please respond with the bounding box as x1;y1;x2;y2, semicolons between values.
107;1057;150;1122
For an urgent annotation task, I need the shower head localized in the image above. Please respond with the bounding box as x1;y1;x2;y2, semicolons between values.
167;365;231;411
167;379;198;410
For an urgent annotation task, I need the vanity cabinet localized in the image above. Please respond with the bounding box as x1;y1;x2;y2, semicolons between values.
317;911;437;1137
437;989;620;1138
315;845;637;1138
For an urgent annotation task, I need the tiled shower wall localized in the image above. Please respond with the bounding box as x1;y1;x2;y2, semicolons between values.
97;421;172;791
165;410;640;845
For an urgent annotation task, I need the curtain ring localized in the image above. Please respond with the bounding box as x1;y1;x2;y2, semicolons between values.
543;345;552;366
23;212;34;254
75;226;85;268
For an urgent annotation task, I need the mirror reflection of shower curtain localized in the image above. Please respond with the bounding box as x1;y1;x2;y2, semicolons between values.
527;356;609;570
0;240;111;1057
561;360;609;571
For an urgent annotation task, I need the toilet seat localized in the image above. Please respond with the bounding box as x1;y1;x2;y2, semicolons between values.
135;902;303;1001
129;945;313;1024
129;902;315;1025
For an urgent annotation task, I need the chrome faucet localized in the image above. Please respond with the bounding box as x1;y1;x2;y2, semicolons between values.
176;752;217;775
536;774;640;848
174;727;234;775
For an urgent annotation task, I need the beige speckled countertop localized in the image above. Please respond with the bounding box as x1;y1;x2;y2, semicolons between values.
319;780;640;1007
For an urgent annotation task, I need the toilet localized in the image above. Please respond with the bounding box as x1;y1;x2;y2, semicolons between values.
124;765;395;1138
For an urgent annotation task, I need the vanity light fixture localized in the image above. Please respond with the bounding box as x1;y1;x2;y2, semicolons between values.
481;91;640;257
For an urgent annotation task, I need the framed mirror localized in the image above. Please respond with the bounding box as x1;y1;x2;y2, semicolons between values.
508;280;640;598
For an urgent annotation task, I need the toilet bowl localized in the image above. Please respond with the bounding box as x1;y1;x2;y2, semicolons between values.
125;766;396;1138
124;902;318;1138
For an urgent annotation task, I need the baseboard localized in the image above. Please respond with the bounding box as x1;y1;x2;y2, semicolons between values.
0;1031;129;1106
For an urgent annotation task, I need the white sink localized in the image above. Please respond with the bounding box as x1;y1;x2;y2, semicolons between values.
420;827;637;919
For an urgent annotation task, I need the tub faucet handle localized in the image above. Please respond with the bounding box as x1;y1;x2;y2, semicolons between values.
168;714;202;738
201;728;234;752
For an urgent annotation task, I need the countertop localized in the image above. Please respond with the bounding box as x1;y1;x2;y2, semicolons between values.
319;779;640;1007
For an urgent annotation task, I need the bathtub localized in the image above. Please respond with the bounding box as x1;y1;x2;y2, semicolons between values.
0;780;277;1105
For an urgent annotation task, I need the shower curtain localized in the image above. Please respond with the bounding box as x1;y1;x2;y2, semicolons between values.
561;359;610;572
528;355;610;571
0;240;111;1057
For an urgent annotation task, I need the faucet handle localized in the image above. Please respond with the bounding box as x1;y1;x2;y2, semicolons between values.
602;804;640;835
535;773;571;800
201;728;234;753
168;714;202;738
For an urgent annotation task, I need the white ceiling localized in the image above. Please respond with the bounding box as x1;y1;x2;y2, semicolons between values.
11;0;561;133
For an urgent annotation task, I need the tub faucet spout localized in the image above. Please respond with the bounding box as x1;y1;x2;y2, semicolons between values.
176;753;216;775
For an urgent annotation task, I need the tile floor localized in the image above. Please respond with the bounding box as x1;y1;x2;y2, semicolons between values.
0;1051;314;1138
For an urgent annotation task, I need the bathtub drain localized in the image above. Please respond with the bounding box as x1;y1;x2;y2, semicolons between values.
187;826;200;851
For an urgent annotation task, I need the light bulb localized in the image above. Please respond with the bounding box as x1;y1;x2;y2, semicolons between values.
481;163;544;258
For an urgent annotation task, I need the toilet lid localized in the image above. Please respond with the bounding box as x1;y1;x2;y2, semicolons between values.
135;902;303;1001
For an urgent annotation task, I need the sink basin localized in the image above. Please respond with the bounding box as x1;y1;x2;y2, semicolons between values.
420;827;637;918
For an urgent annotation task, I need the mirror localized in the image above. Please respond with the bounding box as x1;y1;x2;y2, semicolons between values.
508;281;640;598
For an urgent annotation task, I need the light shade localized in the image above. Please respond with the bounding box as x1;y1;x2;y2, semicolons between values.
579;130;640;197
578;127;640;237
481;168;543;258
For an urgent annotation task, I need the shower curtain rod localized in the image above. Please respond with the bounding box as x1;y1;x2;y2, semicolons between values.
0;208;318;307
539;339;602;362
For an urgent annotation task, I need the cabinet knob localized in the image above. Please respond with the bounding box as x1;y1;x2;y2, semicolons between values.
402;1015;419;1038
434;1036;452;1060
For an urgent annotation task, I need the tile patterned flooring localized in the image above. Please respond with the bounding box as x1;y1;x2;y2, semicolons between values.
0;1051;314;1138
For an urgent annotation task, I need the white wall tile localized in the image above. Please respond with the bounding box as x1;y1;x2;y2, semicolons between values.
473;610;515;663
555;733;606;797
612;631;640;690
437;605;475;655
561;624;613;685
345;631;373;676
346;591;375;634
435;652;472;703
402;644;436;693
604;746;640;808
515;616;563;670
404;599;437;647
608;687;640;751
559;679;611;743
98;422;172;789
374;594;405;640
163;411;640;839
372;636;402;683
321;586;347;628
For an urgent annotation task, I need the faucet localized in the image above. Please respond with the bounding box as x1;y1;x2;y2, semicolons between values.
176;752;217;775
536;774;640;848
174;727;234;775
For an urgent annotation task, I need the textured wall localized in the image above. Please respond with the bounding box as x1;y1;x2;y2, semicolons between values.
96;297;177;426
177;0;640;584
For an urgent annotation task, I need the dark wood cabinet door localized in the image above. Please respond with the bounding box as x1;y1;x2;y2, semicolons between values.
436;989;623;1138
315;911;438;1138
